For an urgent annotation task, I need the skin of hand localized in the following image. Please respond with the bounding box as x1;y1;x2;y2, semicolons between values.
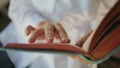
25;21;70;43
68;30;93;64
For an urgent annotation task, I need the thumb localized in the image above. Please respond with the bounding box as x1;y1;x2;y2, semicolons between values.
76;30;93;47
68;55;90;64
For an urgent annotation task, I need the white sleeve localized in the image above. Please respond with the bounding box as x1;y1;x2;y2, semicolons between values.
8;0;45;38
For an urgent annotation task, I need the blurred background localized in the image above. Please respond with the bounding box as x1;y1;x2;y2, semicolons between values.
0;0;10;32
0;0;14;68
0;0;120;68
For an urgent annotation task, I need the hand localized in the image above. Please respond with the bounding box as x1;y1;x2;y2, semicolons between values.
68;30;93;64
25;21;70;43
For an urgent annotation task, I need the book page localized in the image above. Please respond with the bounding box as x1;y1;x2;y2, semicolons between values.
82;30;96;52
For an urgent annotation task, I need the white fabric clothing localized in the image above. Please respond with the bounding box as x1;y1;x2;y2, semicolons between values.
0;0;117;68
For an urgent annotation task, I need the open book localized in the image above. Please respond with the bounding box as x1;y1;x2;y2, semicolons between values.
1;0;120;63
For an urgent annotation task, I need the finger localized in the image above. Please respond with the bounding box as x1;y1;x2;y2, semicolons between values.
37;30;45;40
54;23;70;43
54;28;60;39
68;55;90;64
25;25;36;36
44;23;54;43
76;30;93;47
28;29;43;43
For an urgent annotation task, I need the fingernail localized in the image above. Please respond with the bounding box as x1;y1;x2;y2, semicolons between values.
47;38;53;43
61;38;70;43
76;41;83;47
28;39;35;43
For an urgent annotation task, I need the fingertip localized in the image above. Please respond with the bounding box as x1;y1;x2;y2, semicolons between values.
76;41;83;47
28;36;36;43
61;38;70;43
28;39;34;43
46;38;54;43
